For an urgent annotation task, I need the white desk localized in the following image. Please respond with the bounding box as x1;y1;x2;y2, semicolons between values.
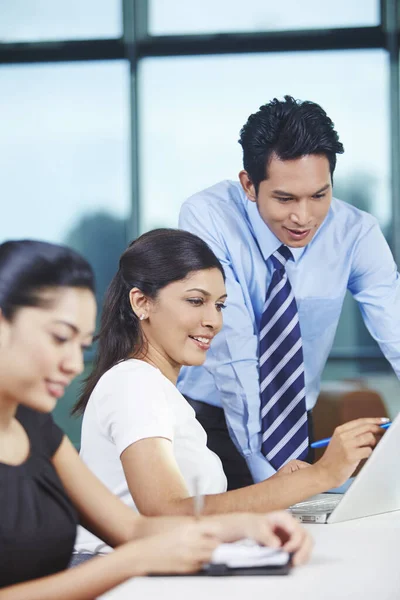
100;511;400;600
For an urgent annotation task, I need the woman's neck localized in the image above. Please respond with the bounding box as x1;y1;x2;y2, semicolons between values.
133;344;180;386
0;392;18;433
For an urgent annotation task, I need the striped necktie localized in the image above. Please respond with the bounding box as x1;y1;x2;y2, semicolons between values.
259;245;309;470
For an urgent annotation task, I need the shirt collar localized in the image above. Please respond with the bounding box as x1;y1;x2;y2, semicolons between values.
246;198;305;263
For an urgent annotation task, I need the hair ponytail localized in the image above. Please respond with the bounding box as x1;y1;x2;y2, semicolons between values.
72;270;143;415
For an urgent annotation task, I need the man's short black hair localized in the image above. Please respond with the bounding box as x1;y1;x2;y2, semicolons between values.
238;95;344;193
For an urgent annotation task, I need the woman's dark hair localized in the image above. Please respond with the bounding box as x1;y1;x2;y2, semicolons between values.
73;228;225;415
239;95;344;193
0;239;95;320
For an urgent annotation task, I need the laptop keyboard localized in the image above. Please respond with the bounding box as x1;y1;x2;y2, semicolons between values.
290;493;343;514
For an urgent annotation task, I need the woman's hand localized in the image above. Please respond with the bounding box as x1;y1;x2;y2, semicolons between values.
205;511;313;566
130;521;219;575
275;459;312;476
313;417;387;489
262;511;313;565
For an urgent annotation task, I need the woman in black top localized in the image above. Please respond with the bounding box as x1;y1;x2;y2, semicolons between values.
1;406;77;585
0;239;311;600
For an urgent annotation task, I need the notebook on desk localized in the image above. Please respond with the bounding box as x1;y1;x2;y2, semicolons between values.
204;539;291;576
289;410;400;524
151;539;291;577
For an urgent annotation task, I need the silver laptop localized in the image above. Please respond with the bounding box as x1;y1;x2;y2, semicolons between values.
289;410;400;524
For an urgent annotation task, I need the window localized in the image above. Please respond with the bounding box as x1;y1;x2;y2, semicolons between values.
139;49;389;233
0;0;122;42
0;60;130;444
149;0;379;35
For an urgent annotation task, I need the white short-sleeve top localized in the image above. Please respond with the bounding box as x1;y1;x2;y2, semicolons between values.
75;359;227;553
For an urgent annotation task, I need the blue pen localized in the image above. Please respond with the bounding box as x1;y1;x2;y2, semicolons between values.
310;422;391;449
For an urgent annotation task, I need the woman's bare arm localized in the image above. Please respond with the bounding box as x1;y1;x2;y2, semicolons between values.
51;437;209;545
51;437;313;546
0;544;144;600
52;437;141;546
0;522;222;600
120;418;386;516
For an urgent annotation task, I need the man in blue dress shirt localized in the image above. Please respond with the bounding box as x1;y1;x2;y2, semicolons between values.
178;95;400;490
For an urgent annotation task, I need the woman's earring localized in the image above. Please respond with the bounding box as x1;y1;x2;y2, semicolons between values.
139;314;146;321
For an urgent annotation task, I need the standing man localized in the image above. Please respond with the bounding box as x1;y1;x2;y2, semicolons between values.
178;95;400;490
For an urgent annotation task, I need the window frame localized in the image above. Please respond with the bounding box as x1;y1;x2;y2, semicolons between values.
0;0;398;363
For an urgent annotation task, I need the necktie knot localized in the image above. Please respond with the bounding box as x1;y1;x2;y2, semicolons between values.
270;245;293;271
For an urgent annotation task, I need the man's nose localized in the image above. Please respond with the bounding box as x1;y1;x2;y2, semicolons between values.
290;201;311;226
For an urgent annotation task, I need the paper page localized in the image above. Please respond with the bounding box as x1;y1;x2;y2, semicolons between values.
211;539;289;568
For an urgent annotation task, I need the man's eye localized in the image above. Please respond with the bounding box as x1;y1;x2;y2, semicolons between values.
313;193;326;199
276;197;293;202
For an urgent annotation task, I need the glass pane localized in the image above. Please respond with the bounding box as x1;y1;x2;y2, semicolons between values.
139;49;389;358
150;0;379;35
0;61;130;443
140;50;389;230
0;0;122;42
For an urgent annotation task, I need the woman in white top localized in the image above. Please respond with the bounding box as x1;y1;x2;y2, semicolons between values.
74;228;385;552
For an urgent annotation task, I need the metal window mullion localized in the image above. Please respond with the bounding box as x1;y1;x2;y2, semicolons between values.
0;27;384;65
136;26;383;58
123;0;149;242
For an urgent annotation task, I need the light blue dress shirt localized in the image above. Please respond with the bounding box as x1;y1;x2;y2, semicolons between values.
177;180;400;482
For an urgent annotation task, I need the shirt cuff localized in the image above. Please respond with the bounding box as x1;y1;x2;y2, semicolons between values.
245;451;277;482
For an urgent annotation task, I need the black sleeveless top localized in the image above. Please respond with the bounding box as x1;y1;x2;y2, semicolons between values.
0;406;78;588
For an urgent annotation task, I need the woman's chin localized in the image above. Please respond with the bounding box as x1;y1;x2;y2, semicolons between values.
23;394;57;414
181;353;207;367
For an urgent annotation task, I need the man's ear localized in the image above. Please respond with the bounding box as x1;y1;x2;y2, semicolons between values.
239;170;257;203
128;288;151;321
